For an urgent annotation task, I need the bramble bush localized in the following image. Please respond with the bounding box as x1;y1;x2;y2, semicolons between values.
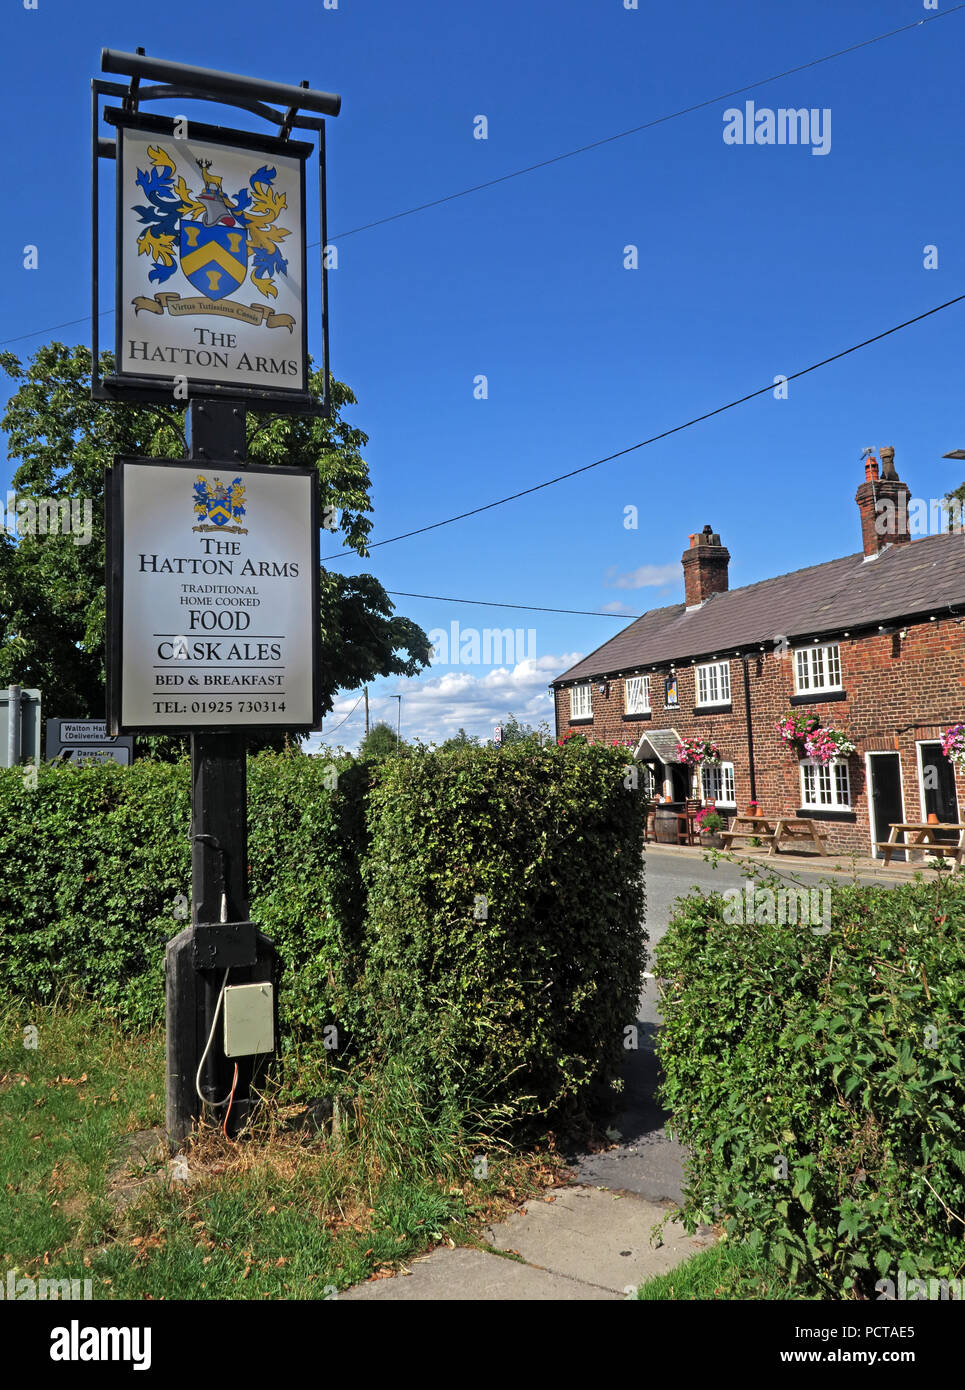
656;870;965;1298
0;741;646;1118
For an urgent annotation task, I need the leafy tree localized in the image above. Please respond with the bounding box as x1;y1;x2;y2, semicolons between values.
497;712;549;747
0;344;432;753
437;727;480;752
358;720;403;759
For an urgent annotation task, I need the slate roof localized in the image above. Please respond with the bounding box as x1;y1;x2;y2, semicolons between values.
635;729;682;762
553;531;965;685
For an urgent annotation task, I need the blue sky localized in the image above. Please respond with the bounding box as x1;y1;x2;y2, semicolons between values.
4;0;965;749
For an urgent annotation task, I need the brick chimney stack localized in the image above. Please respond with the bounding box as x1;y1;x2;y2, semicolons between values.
682;524;730;608
855;448;912;559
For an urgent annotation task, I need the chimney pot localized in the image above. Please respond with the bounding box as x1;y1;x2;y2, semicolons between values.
880;446;898;480
855;448;911;557
682;527;729;606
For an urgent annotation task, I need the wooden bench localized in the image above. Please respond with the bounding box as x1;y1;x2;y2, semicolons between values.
719;815;829;856
719;814;779;852
878;823;965;868
769;818;829;856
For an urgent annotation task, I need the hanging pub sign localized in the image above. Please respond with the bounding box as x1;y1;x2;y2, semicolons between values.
92;105;329;415
106;458;320;733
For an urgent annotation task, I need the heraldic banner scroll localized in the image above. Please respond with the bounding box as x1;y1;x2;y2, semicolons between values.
105;457;321;734
113;117;312;399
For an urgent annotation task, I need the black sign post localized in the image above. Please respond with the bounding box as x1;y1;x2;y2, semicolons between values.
94;51;339;1146
163;400;278;1143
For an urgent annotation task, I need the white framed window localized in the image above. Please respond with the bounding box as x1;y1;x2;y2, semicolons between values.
569;683;592;720
800;758;851;810
695;660;731;706
794;643;842;694
701;761;736;806
624;675;650;715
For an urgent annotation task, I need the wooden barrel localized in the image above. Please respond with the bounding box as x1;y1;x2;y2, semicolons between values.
654;806;681;844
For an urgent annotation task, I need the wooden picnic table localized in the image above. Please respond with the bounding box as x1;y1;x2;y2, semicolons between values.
719;814;779;851
720;814;829;856
770;817;830;856
877;822;965;869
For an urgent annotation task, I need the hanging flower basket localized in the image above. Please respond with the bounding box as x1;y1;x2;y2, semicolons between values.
676;737;721;767
941;723;965;768
775;712;820;749
776;713;854;763
803;727;857;764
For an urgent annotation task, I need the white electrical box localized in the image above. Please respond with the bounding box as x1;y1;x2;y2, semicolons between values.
223;983;275;1058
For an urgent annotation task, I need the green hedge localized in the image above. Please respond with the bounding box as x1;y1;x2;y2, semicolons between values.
656;872;965;1298
0;760;191;1028
363;743;648;1116
0;753;368;1036
0;743;646;1118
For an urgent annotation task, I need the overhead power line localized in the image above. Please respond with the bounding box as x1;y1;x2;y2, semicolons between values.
386;590;643;619
320;691;364;735
322;291;965;561
3;6;962;350
321;6;964;244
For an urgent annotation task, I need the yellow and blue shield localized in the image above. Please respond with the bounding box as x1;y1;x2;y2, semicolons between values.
179;222;247;301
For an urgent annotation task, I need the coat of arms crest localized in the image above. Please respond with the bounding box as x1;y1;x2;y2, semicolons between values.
130;145;294;326
193;475;248;534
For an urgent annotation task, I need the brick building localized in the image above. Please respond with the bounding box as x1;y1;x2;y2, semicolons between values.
551;450;965;857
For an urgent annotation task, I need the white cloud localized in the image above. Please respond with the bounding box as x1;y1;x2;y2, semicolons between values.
606;562;681;591
304;651;585;753
597;600;639;615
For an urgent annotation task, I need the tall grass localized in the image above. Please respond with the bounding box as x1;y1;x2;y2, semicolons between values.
0;996;560;1300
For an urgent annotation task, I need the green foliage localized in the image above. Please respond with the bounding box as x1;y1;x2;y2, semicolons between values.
0;759;191;1028
0;742;646;1121
358;720;404;760
362;741;647;1117
247;752;371;1047
496;713;549;748
436;727;480;752
635;1239;792;1301
656;871;965;1298
0;998;546;1299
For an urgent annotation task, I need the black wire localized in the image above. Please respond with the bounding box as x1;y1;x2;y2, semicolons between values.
322;292;965;561
386;590;643;618
319;6;964;245
321;691;365;735
3;6;962;349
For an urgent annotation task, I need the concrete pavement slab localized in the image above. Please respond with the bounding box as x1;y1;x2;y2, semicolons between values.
484;1185;714;1294
339;1244;619;1300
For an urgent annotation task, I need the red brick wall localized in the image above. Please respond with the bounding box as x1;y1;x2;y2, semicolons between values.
554;616;965;856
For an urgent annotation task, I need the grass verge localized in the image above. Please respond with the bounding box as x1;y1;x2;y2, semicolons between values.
635;1239;800;1300
0;996;566;1299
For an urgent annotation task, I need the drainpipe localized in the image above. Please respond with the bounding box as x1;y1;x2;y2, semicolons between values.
741;657;757;804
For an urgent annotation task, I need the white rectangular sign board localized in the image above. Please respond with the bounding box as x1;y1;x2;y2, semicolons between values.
116;123;309;398
68;747;131;766
45;719;133;764
107;459;320;732
60;721;115;744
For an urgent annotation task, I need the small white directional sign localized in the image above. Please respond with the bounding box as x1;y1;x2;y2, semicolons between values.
46;719;133;765
66;747;131;766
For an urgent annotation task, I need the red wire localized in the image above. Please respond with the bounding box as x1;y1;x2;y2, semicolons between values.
223;1064;239;1138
